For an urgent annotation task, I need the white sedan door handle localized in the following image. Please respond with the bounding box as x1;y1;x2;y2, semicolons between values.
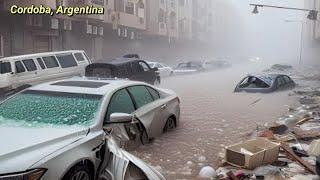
161;104;167;109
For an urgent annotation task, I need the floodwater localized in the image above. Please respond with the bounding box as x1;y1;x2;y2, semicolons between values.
132;62;299;179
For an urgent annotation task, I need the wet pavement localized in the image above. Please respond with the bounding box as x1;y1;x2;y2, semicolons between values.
131;63;299;179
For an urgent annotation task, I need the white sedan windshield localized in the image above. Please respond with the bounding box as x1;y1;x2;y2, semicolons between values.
0;90;102;128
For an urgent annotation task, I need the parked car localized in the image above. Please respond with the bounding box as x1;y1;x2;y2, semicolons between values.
0;77;180;180
202;60;231;70
0;50;91;92
85;58;161;85
173;61;205;75
234;74;295;93
147;61;174;77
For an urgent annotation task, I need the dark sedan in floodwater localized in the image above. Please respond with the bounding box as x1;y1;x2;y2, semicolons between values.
234;74;295;93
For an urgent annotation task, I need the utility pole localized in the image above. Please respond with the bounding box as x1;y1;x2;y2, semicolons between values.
285;20;305;67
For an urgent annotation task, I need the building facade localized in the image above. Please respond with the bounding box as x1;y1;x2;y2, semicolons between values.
191;0;213;41
0;0;214;60
305;0;320;41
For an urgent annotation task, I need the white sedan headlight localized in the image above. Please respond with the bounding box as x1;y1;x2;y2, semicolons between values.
0;169;47;180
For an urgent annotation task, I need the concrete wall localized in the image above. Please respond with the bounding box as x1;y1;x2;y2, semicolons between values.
0;14;12;57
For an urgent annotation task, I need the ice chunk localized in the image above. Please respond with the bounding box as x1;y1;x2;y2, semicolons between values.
199;166;217;178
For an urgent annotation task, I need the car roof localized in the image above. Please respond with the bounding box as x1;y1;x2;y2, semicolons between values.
249;74;286;79
28;77;146;95
247;74;288;85
94;58;142;66
0;50;85;61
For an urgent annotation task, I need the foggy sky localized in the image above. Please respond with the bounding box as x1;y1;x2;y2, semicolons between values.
210;0;309;65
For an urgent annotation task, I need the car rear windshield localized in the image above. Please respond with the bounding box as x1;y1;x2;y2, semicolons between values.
0;90;102;128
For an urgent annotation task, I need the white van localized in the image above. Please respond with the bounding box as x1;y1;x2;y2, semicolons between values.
0;50;91;91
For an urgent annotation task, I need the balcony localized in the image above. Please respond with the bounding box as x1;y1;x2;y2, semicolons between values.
118;12;146;30
112;0;146;30
65;0;106;21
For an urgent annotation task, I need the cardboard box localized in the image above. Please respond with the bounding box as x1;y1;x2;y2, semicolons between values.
225;138;280;169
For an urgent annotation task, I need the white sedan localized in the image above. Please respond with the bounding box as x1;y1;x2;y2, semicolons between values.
147;62;174;77
0;77;180;180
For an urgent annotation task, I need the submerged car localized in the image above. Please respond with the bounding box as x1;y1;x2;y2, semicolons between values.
234;74;295;93
147;62;174;77
85;58;161;85
0;77;180;180
173;61;204;75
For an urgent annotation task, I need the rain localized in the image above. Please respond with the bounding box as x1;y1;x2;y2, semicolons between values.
1;0;320;179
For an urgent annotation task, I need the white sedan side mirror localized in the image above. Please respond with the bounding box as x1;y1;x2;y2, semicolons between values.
109;113;133;124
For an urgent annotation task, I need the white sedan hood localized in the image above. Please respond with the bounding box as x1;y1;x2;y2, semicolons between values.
0;126;88;174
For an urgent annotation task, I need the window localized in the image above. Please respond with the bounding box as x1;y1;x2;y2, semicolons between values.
0;62;12;74
132;62;144;73
37;58;46;69
276;77;286;88
0;35;3;57
91;0;104;6
74;53;85;62
127;86;154;109
283;76;292;84
139;61;150;71
105;89;135;122
136;0;145;18
239;76;270;89
83;53;91;63
125;1;134;15
43;56;59;68
115;0;124;12
15;61;26;73
56;54;78;68
147;87;160;100
22;59;37;71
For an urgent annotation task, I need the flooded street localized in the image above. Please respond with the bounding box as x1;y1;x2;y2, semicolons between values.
132;63;299;179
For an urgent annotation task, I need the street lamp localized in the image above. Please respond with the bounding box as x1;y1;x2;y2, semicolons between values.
252;5;259;14
250;4;318;21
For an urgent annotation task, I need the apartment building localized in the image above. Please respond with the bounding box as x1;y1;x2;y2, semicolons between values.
0;0;58;57
0;0;107;59
192;0;213;41
0;0;213;59
305;0;320;41
177;0;192;40
145;0;179;42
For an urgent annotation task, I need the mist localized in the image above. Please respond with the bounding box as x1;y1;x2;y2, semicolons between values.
126;0;318;68
209;0;308;65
